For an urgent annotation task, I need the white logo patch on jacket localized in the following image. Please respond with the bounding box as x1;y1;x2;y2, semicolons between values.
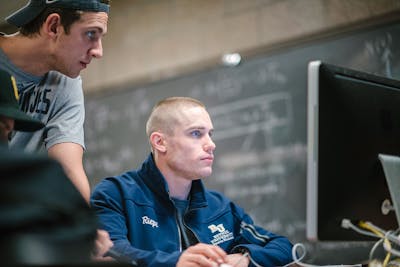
142;216;159;228
208;224;225;233
208;224;234;245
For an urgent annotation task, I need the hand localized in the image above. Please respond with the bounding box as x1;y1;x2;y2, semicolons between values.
91;229;114;261
226;253;250;267
176;243;228;267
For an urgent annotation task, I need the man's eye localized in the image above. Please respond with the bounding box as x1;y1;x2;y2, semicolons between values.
86;31;96;39
191;130;201;137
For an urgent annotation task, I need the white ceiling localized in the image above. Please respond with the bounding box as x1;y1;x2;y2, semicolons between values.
0;1;28;26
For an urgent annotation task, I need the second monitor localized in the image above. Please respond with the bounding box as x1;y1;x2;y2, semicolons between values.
307;60;400;241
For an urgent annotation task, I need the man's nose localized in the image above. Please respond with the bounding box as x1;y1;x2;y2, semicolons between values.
204;135;216;153
90;39;103;59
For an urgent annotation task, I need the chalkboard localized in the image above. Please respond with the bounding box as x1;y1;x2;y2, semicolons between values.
84;21;400;263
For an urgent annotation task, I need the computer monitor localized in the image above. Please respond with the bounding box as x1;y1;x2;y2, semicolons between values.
306;60;400;241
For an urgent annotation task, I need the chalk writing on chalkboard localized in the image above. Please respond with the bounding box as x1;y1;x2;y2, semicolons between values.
209;92;292;142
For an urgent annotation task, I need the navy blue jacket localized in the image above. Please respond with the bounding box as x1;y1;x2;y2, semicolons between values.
91;154;293;267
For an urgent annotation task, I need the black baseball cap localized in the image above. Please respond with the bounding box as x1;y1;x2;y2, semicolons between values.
6;0;110;28
0;69;44;132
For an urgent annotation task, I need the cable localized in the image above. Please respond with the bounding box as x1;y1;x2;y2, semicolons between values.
361;221;400;246
231;220;400;267
383;231;400;258
383;241;400;257
341;219;400;267
369;239;384;262
341;219;381;239
358;221;391;267
277;243;362;267
277;221;400;267
359;221;385;237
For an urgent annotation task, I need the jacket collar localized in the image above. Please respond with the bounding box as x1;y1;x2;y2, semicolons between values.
139;153;208;209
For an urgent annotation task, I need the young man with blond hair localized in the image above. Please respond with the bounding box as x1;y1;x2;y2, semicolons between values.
91;96;293;267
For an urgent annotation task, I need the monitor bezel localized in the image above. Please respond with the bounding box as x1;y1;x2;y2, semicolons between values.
306;60;400;241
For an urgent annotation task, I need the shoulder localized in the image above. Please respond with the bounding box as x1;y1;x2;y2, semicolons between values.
45;72;83;99
205;189;230;203
92;170;142;198
204;189;247;216
47;71;82;85
205;189;237;211
91;169;165;209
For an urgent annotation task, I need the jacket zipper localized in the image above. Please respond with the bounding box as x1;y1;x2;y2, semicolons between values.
183;207;201;243
175;210;183;252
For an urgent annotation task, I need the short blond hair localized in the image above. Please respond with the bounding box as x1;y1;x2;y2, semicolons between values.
146;96;205;137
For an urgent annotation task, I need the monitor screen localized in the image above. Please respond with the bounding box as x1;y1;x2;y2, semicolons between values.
306;60;400;241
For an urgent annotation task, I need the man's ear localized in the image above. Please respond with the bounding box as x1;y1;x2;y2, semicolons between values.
150;132;167;153
43;13;62;38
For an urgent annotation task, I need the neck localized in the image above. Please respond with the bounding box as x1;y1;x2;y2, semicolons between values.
167;176;192;200
0;33;51;76
154;155;192;200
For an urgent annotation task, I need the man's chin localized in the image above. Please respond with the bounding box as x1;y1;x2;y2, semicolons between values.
60;67;81;78
200;168;213;178
64;72;80;79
